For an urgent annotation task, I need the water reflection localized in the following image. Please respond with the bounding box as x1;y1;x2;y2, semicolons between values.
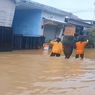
0;49;95;95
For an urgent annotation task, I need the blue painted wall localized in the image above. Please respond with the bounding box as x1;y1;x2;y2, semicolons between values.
13;9;42;36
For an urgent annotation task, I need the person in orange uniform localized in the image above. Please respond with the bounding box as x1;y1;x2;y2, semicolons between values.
75;39;88;59
50;38;63;57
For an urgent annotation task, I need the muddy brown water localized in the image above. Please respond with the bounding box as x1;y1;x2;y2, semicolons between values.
0;49;95;95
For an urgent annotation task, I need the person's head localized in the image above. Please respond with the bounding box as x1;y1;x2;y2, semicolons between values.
78;36;84;42
56;38;61;42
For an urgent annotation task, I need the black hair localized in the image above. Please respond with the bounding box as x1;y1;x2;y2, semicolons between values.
56;38;61;42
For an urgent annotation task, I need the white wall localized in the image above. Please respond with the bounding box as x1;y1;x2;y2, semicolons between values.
42;11;65;23
0;0;15;27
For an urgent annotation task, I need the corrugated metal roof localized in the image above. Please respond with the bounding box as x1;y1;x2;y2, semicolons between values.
65;18;92;27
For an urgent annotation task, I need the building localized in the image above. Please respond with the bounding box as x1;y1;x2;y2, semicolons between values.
0;0;92;51
0;0;15;51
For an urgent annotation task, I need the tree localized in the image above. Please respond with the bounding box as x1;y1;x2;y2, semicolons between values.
87;27;95;48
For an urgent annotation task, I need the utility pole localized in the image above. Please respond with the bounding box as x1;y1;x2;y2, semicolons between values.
92;1;95;24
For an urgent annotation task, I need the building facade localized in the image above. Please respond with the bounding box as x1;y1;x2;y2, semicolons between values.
0;0;92;51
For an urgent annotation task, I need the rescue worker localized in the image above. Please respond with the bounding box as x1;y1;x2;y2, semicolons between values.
50;38;63;57
75;39;88;59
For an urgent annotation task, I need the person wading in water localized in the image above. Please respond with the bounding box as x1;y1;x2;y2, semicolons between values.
50;38;63;57
75;38;88;59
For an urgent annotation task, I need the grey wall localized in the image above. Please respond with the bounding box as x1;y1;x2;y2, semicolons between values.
44;25;60;42
0;0;15;27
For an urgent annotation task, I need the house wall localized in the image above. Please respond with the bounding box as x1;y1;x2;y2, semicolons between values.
0;0;15;51
13;9;42;36
0;0;15;27
44;25;56;42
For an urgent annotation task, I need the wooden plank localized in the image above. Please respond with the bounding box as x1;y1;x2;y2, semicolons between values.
64;25;76;36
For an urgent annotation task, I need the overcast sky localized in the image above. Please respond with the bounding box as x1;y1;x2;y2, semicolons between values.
31;0;95;20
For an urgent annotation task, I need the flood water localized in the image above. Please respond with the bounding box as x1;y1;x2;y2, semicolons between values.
0;49;95;95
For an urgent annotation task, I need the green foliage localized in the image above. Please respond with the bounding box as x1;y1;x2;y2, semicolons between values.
87;28;95;48
91;29;95;36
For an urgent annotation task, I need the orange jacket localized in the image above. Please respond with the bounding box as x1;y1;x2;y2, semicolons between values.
50;41;63;54
75;41;87;54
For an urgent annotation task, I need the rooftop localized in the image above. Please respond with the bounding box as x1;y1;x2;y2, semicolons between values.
14;0;92;27
15;0;79;19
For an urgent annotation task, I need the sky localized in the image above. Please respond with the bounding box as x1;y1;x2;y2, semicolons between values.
31;0;95;20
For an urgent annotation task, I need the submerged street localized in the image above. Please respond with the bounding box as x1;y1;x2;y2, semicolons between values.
0;49;95;95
